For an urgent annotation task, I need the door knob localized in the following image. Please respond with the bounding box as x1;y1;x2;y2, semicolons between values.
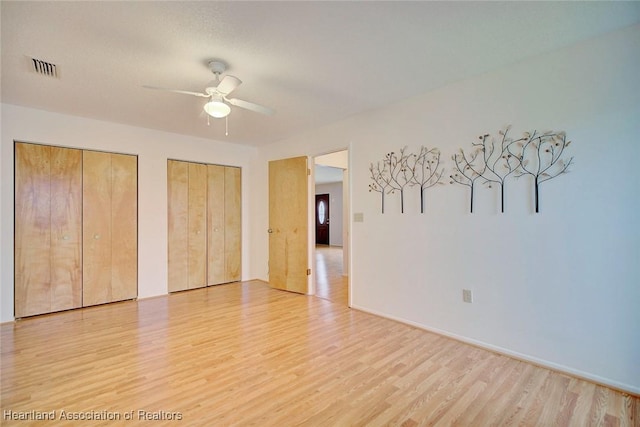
94;234;100;239
268;228;273;233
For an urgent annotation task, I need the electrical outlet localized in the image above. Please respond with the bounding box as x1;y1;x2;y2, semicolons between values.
462;289;473;303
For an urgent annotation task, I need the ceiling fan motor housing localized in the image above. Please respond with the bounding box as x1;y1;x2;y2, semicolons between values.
208;60;227;75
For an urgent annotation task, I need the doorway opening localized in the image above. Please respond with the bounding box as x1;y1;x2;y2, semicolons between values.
314;150;349;306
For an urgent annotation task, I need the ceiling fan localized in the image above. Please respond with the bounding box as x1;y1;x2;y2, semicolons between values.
144;60;275;119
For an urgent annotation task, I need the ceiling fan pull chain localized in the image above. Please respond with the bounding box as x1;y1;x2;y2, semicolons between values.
225;115;229;136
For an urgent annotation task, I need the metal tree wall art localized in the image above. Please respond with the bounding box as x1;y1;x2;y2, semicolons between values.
477;126;528;213
369;128;572;214
450;146;488;213
451;126;573;213
369;149;412;213
369;146;444;214
515;130;573;213
369;160;391;214
408;146;445;213
385;147;413;213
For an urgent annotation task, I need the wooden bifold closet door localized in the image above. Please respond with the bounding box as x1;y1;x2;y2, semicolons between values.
82;151;138;306
14;142;138;317
222;166;241;283
207;165;241;284
168;160;241;292
167;161;207;291
14;143;83;317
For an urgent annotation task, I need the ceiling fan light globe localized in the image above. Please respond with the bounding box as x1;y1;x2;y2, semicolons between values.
204;100;231;118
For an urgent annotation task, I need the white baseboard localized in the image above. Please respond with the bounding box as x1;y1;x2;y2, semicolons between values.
350;304;639;396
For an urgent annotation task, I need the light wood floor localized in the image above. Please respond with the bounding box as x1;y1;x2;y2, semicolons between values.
315;245;348;305
2;262;638;426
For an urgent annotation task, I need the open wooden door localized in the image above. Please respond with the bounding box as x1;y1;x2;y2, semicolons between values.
269;156;309;294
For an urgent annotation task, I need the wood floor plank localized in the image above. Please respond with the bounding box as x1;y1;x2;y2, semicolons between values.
2;251;638;426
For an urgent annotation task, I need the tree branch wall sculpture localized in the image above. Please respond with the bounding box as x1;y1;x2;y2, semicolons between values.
385;147;413;213
450;145;487;213
368;126;573;215
478;126;527;213
514;130;573;213
369;146;444;214
369;160;391;214
450;126;573;213
408;146;445;213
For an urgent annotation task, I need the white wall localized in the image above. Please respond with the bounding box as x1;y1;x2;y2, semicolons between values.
1;104;258;322
315;182;343;246
253;24;640;393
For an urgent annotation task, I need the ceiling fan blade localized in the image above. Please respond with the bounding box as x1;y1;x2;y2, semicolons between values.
216;75;242;95
143;85;209;98
227;98;275;116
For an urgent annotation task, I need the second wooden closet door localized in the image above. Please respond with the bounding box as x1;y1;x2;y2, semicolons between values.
168;160;241;292
223;166;241;283
207;165;241;285
168;161;208;291
83;151;138;306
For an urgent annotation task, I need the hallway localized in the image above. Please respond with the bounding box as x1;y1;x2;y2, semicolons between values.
314;245;348;305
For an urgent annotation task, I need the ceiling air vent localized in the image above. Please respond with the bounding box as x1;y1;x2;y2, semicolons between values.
30;57;59;78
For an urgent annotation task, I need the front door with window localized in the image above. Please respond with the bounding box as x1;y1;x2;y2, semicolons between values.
315;194;330;245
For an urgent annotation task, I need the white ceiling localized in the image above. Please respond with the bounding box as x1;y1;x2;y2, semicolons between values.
315;151;347;184
2;2;639;147
315;165;344;185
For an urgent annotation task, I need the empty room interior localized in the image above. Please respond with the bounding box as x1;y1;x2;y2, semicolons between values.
1;2;639;425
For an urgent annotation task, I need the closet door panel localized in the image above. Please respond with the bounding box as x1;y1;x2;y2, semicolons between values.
111;153;138;301
15;144;137;316
188;163;207;289
225;167;242;282
207;165;225;285
50;147;82;312
168;160;189;292
14;143;52;317
82;151;113;307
